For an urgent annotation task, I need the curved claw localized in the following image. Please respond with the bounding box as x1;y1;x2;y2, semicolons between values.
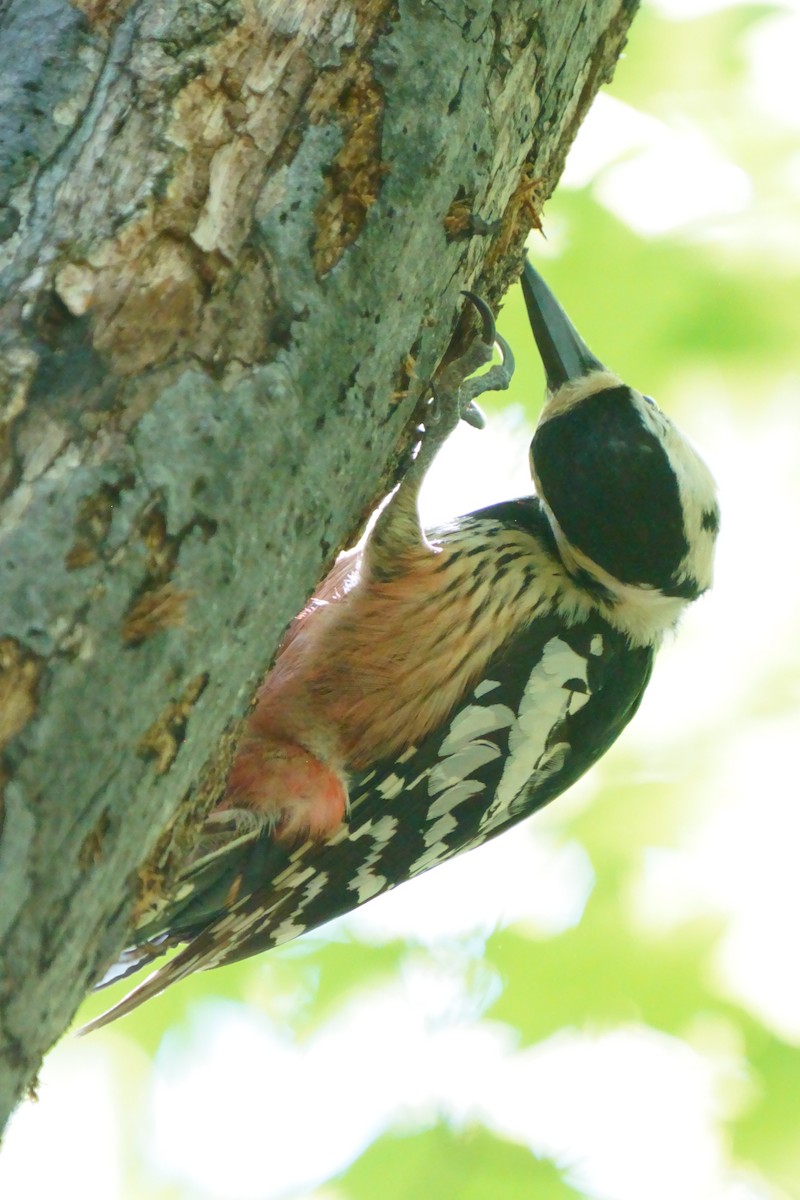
461;290;496;346
494;332;515;378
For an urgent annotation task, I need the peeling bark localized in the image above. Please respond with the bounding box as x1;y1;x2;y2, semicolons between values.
0;0;638;1128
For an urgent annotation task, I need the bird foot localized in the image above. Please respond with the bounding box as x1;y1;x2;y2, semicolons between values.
413;292;515;479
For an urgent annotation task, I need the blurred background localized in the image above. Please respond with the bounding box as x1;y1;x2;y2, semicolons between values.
4;0;799;1196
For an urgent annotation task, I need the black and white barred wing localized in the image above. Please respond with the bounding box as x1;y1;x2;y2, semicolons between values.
83;614;651;1031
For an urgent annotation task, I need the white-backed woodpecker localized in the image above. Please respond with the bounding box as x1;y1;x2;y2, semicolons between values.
81;261;719;1031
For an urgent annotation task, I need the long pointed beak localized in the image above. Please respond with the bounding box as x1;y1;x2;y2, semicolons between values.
521;261;605;392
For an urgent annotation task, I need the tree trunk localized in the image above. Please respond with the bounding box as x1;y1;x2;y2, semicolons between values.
0;0;638;1129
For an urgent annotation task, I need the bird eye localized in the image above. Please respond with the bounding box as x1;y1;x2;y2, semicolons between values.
643;394;656;406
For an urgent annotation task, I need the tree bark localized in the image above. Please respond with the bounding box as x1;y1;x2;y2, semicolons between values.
0;0;638;1128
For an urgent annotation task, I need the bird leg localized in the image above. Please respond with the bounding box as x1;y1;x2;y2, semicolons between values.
412;291;515;482
367;292;515;575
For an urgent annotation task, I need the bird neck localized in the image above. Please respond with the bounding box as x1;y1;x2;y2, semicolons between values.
545;514;690;648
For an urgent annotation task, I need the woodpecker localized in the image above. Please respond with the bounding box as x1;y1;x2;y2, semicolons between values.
82;261;718;1032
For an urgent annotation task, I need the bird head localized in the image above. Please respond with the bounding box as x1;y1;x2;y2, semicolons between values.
522;261;718;610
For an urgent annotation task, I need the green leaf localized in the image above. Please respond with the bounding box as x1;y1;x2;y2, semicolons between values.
328;1124;583;1200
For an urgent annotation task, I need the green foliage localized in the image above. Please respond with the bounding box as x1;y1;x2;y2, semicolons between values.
614;5;776;117
328;1124;584;1200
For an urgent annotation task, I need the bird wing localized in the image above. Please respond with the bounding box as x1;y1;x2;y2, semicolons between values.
82;610;651;1032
